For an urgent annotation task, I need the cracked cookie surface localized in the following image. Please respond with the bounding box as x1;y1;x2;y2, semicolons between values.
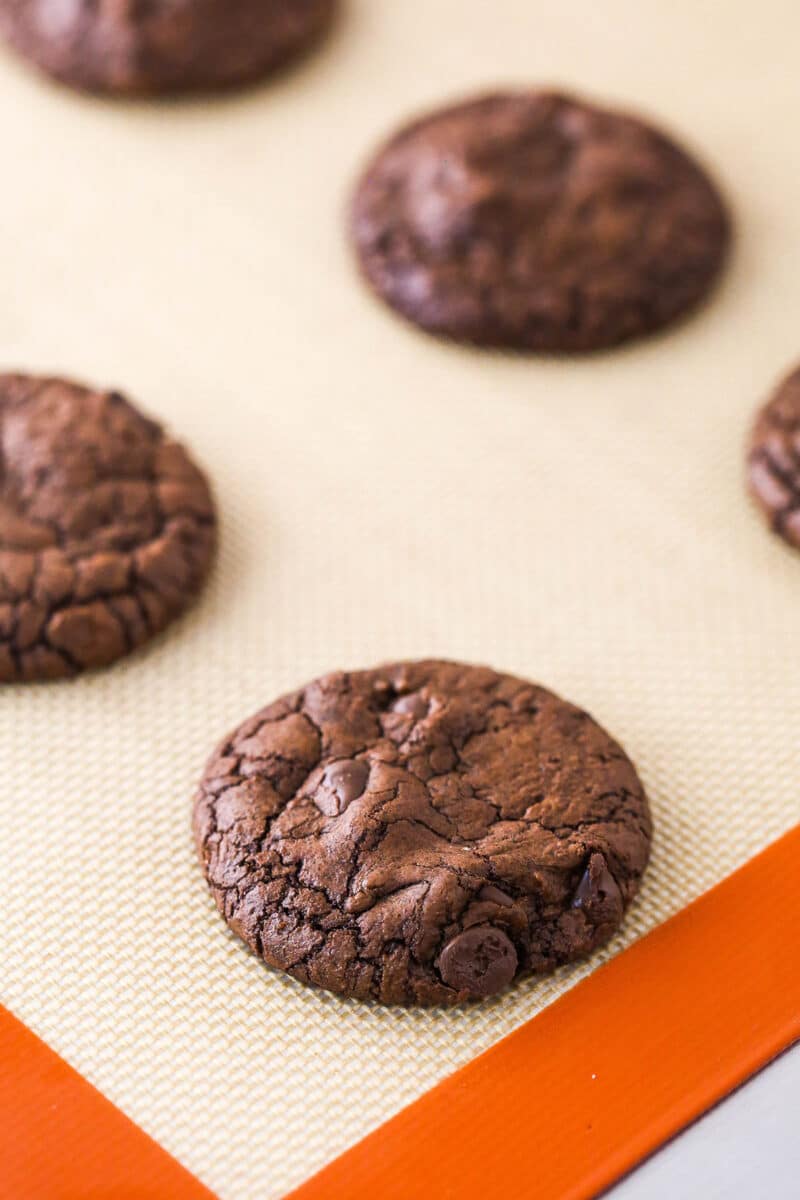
0;0;335;95
351;90;730;352
194;660;652;1006
0;373;215;681
748;365;800;552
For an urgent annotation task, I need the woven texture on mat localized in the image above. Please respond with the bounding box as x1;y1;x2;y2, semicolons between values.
1;3;799;1198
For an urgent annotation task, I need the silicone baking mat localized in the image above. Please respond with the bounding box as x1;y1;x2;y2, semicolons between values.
1;3;799;1197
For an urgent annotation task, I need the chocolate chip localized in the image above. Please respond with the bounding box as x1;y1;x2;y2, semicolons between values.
391;692;428;720
478;885;515;907
316;759;369;816
572;853;623;925
438;925;518;998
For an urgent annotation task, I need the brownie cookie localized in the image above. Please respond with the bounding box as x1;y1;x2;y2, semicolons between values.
748;364;800;552
351;91;730;351
0;373;215;681
0;0;335;95
194;660;651;1006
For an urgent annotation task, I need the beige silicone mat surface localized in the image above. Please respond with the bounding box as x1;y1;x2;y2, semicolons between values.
1;2;799;1197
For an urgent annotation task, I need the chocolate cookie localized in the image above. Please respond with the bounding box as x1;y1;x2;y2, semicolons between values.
350;91;730;351
0;373;215;681
0;0;335;95
747;364;800;552
194;660;651;1006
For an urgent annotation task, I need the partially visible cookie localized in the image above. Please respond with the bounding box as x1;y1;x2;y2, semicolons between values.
0;373;215;681
351;90;730;351
748;365;800;551
193;660;651;1006
0;0;336;95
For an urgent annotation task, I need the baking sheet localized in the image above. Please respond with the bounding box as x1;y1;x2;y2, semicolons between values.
1;2;799;1197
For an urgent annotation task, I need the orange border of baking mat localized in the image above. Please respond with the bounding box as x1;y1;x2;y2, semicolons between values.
2;827;799;1200
0;1004;217;1200
287;824;800;1200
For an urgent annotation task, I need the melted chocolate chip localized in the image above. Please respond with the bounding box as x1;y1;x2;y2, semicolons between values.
572;852;623;926
391;692;428;720
316;759;369;816
478;885;515;907
438;925;519;998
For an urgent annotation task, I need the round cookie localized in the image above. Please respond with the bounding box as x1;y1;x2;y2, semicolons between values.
0;0;335;95
0;373;215;681
350;91;730;352
194;660;651;1006
748;364;800;551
